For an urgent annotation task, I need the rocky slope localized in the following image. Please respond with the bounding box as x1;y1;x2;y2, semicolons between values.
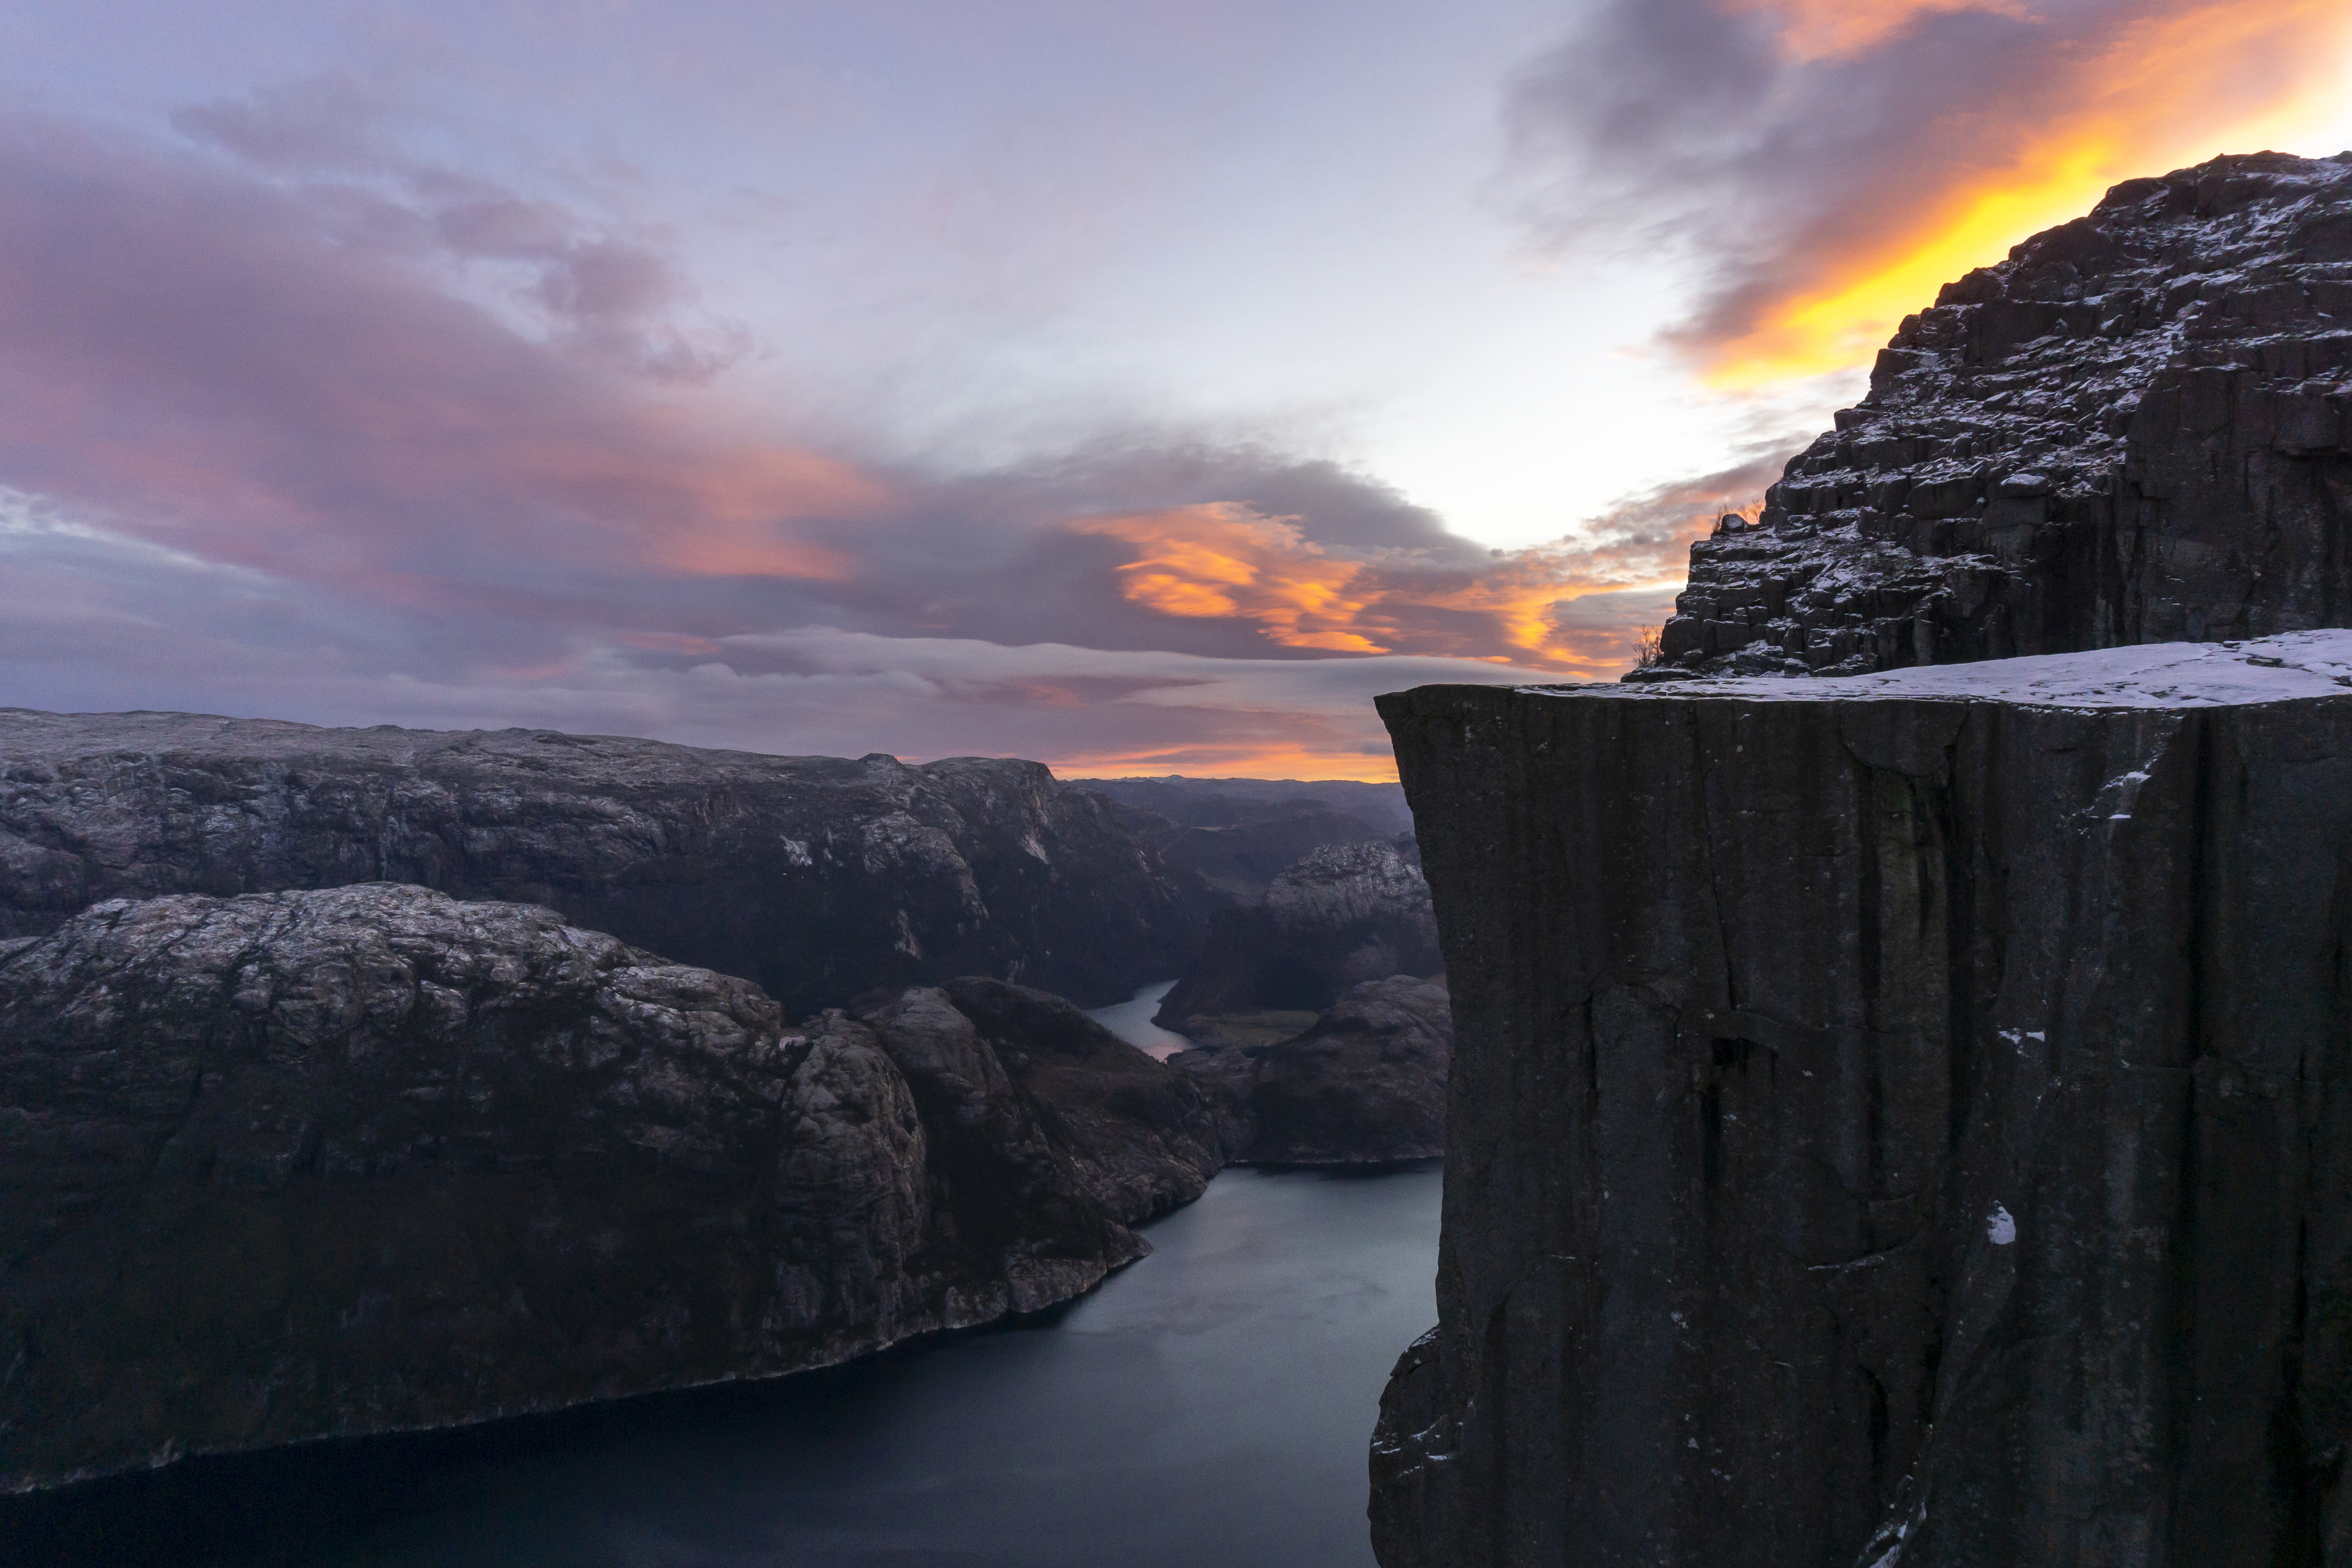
0;710;1203;1014
1373;633;2352;1566
1174;975;1450;1165
932;977;1224;1223
0;884;1151;1494
1154;839;1442;1036
1643;151;2352;680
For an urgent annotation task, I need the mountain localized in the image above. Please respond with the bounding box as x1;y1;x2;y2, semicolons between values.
0;710;1205;1015
1637;151;2352;681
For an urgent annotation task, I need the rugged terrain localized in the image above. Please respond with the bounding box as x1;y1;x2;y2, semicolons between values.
1373;633;2352;1567
1644;151;2352;679
0;710;1203;1014
1174;975;1450;1165
0;885;1157;1493
1072;776;1410;904
1154;839;1442;1038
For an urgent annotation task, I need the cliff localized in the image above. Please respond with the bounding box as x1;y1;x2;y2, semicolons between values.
0;885;1151;1494
1154;840;1442;1036
1374;632;2352;1567
0;710;1203;1014
1174;975;1450;1165
1644;151;2352;680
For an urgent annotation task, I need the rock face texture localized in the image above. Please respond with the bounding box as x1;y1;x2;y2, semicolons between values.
1154;840;1442;1033
0;710;1202;1014
0;884;1150;1494
932;977;1224;1223
1644;152;2352;681
1174;975;1450;1165
1373;633;2352;1568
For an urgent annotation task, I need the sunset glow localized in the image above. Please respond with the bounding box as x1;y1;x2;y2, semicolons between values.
2;0;2346;781
1706;0;2352;387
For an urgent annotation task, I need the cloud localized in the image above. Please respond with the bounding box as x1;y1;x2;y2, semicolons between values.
1507;0;2352;383
0;105;1766;779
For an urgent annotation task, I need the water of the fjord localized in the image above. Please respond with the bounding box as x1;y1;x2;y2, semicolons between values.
11;1164;1441;1568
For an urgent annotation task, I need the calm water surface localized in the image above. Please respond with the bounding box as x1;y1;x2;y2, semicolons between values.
1084;979;1193;1059
16;1165;1440;1568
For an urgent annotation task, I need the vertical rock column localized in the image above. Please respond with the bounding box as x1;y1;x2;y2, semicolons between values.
1372;637;2352;1568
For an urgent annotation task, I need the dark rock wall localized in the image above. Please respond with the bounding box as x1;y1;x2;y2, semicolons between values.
0;885;1148;1494
936;977;1223;1223
0;711;1202;1013
1155;839;1441;1027
1174;975;1450;1165
1646;152;2352;681
1373;643;2352;1567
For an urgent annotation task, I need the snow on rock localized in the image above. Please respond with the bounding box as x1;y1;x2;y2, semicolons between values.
1635;151;2352;682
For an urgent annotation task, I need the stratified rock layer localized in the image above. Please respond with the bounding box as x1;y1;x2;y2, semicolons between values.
0;711;1201;1013
0;885;1143;1493
1174;976;1451;1165
1374;632;2352;1568
1646;151;2352;680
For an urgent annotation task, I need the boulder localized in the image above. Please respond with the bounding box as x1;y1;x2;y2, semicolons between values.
0;884;1143;1494
1374;632;2352;1567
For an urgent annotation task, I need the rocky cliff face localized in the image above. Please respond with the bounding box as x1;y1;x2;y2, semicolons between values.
1646;151;2352;680
933;977;1224;1223
0;884;1151;1494
1174;975;1450;1165
1154;840;1442;1033
1374;632;2352;1567
0;711;1202;1014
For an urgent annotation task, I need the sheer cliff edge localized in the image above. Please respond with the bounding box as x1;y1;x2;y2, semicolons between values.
1372;632;2352;1567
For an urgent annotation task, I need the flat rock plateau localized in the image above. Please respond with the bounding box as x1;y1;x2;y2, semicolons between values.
0;883;1235;1494
1372;630;2352;1567
1645;151;2352;679
0;710;1203;1015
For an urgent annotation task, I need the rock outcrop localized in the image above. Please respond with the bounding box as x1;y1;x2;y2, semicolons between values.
932;977;1224;1223
1374;633;2352;1567
0;710;1203;1014
1154;840;1442;1035
1642;151;2352;681
1173;975;1450;1165
0;884;1149;1494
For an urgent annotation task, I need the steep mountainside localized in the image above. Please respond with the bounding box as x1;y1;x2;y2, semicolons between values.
0;886;1152;1493
1153;838;1441;1034
1068;776;1412;836
1374;634;2352;1567
1174;975;1450;1165
1644;151;2352;679
0;711;1203;1014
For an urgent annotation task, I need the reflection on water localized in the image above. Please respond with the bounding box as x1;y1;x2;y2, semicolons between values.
12;1166;1441;1568
1085;978;1194;1060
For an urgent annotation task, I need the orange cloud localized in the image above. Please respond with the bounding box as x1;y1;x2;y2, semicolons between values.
1726;0;2033;62
1076;505;1389;652
1072;469;1766;673
1706;0;2352;385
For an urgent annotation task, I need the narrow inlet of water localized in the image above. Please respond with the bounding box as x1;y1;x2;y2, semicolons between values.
13;1165;1442;1568
1085;978;1193;1059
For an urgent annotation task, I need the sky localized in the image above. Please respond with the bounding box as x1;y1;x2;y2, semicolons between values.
2;2;2348;778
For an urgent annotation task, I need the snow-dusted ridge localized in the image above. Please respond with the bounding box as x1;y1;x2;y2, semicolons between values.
1529;628;2352;708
